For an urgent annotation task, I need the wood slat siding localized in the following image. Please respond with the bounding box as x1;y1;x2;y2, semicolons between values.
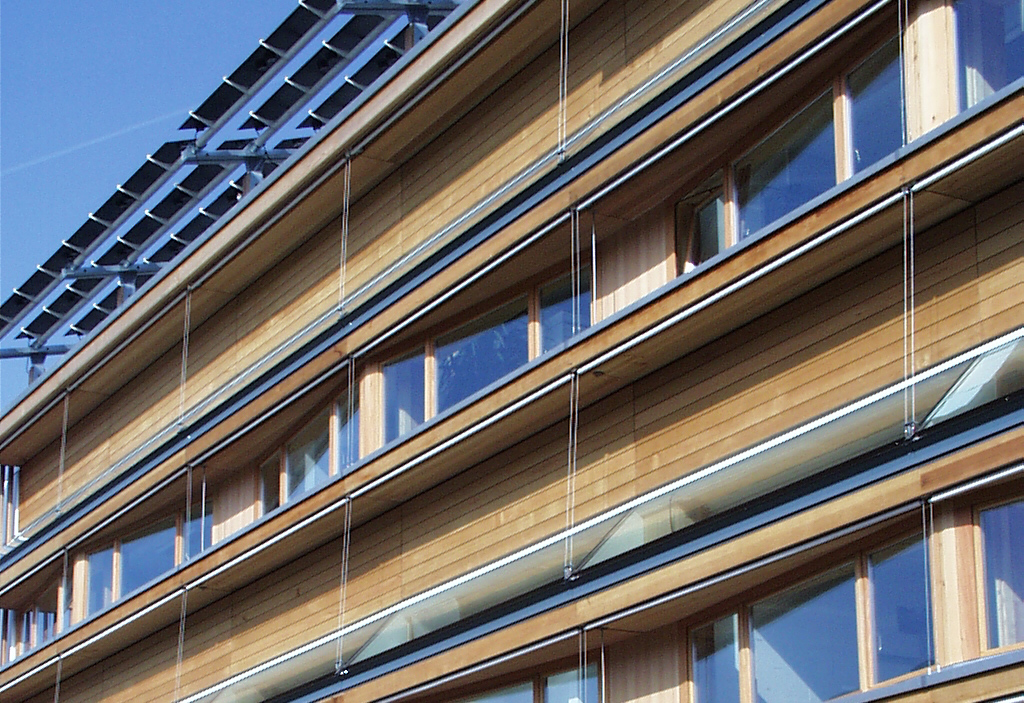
211;468;257;544
12;0;771;533
606;623;682;703
24;187;1024;703
596;204;676;321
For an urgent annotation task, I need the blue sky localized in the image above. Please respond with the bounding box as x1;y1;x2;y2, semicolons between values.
1;2;292;410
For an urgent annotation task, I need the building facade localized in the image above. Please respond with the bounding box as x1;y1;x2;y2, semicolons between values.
2;0;1023;701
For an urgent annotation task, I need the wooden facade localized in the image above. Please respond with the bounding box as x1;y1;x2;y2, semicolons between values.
3;0;1024;701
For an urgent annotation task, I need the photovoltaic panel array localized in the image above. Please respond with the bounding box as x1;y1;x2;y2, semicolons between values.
0;1;459;368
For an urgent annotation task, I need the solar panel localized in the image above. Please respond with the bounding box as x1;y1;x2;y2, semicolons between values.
1;0;461;374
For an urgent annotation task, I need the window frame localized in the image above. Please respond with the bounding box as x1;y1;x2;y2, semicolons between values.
972;493;1024;655
685;530;934;702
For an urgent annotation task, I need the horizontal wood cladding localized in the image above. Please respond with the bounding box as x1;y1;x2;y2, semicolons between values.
7;0;784;534
12;184;1024;702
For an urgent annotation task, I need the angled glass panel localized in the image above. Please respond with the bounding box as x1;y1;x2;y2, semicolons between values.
286;408;331;501
751;564;858;702
86;546;114;616
869;536;932;681
119;516;176;597
384;350;424;443
849;38;903;174
736;91;835;239
541;271;592;354
980;497;1024;648
692;614;741;703
956;0;1024;110
922;339;1024;428
436;298;529;412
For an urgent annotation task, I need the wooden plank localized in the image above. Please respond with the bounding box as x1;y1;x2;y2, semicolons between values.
606;623;681;703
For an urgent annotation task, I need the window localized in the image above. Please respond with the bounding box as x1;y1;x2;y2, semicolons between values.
286;409;330;501
1;464;19;546
691;534;933;701
184;501;212;561
848;38;904;174
86;546;114;617
458;683;534;703
956;0;1024;109
735;91;836;239
979;497;1024;649
337;394;360;473
750;564;859;702
868;537;932;681
383;350;425;443
692;614;741;703
260;454;281;514
436;298;529;412
543;663;598;702
540;271;591;354
119;517;176;597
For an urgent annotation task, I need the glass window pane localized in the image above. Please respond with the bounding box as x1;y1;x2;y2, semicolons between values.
540;274;591;354
261;455;281;514
544;663;598;703
185;501;213;561
849;38;903;174
459;682;534;703
956;0;1024;109
869;537;932;681
87;546;114;616
384;351;424;443
693;195;727;264
980;497;1024;648
692;614;741;703
736;92;836;239
337;393;360;473
751;564;858;702
119;517;176;597
436;298;529;412
286;409;331;501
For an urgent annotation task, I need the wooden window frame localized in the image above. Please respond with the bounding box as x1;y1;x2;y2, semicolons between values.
685;530;935;702
972;493;1024;656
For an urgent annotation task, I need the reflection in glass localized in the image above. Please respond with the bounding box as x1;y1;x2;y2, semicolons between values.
286;409;331;501
384;351;424;443
980;497;1024;648
87;546;114;616
337;393;360;473
751;564;858;702
869;537;932;681
120;517;176;597
460;682;534;703
436;298;529;412
956;0;1024;109
541;272;591;354
691;195;727;265
736;92;835;239
692;614;741;703
849;38;903;173
185;501;213;561
544;663;598;703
